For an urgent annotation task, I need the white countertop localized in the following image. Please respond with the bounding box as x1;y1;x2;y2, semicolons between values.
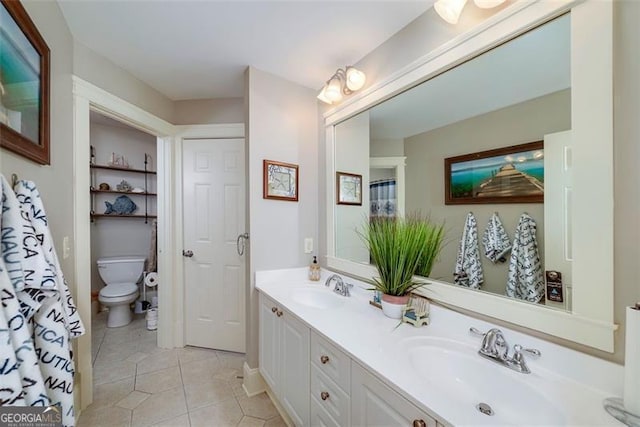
256;267;624;426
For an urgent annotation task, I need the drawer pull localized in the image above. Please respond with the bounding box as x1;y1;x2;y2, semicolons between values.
320;391;330;401
271;307;277;313
276;310;283;317
413;420;427;427
320;355;330;364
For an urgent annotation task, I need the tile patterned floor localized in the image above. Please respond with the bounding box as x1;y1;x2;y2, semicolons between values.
79;311;285;427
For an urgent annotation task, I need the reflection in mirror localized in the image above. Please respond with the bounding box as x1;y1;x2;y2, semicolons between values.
334;14;571;310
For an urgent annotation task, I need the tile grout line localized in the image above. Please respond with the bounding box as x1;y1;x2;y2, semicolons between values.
177;355;193;427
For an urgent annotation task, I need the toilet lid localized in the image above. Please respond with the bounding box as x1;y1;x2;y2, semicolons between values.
100;282;138;298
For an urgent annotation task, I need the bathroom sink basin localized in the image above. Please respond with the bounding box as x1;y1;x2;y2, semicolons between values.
290;287;346;310
400;336;565;425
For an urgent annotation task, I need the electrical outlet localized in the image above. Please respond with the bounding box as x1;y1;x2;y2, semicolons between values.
62;236;70;259
304;238;313;254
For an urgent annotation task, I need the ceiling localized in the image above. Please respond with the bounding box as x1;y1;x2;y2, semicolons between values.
367;13;570;140
58;1;434;101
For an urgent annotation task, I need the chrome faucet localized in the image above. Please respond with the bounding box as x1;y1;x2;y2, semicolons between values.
325;274;353;297
470;327;541;374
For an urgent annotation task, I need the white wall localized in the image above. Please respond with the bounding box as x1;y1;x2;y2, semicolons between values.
613;0;640;364
174;98;244;125
246;66;318;367
335;111;370;263
371;138;404;157
89;116;157;294
73;41;174;123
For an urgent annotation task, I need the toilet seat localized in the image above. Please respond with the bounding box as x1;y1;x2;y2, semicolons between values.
100;282;138;298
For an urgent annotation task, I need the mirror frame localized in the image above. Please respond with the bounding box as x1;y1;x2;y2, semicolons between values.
324;0;616;352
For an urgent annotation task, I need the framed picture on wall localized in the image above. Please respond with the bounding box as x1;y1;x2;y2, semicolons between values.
263;159;299;201
0;0;50;165
444;141;544;204
336;172;362;206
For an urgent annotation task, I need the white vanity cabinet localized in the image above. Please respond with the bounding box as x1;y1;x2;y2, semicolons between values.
259;293;310;426
351;361;437;427
310;332;351;426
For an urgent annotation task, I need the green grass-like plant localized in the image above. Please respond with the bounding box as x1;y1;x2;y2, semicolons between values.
360;215;445;296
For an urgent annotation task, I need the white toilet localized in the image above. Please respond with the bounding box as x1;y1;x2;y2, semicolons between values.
97;255;145;327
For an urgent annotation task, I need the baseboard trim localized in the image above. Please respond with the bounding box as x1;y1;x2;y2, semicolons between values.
242;362;266;397
264;384;294;427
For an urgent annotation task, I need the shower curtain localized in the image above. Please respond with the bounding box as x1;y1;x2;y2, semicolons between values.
370;179;397;218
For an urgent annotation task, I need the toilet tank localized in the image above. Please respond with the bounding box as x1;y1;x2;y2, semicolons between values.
97;256;146;285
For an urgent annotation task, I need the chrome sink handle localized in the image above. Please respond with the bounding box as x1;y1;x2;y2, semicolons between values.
325;274;343;288
509;344;541;374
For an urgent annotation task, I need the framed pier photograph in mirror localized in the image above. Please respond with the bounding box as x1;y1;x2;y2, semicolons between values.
445;141;544;205
0;0;50;165
263;159;299;202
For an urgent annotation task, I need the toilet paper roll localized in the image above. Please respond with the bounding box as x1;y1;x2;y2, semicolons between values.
144;272;159;288
624;306;640;415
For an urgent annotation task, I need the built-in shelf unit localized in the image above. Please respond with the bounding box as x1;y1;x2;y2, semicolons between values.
90;154;156;222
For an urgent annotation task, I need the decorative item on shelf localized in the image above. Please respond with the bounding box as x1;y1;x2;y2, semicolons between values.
360;214;445;319
131;187;144;193
402;296;430;327
309;256;321;281
90;145;96;165
98;182;110;191
108;152;129;168
116;180;132;192
104;195;137;215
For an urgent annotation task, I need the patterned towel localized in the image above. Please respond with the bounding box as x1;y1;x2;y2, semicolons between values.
0;175;50;407
482;212;511;263
454;213;484;289
14;180;85;426
506;213;544;303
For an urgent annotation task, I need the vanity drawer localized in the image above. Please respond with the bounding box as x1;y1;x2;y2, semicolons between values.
311;364;350;426
311;332;351;392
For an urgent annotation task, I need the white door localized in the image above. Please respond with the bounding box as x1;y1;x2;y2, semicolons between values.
183;138;246;352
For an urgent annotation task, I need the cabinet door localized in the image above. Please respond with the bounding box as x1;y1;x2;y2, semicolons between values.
351;361;436;427
281;312;310;426
259;294;280;393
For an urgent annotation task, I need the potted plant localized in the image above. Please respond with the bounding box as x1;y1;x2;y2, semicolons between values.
360;215;445;319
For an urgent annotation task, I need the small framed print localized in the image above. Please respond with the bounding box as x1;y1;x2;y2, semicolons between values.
337;172;362;206
263;159;299;202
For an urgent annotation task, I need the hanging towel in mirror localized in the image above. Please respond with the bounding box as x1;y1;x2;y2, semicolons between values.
506;213;544;303
482;212;511;263
454;213;484;289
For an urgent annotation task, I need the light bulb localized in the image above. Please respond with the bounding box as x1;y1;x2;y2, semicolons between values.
434;0;468;25
317;86;333;104
474;0;506;8
325;76;343;103
345;67;366;91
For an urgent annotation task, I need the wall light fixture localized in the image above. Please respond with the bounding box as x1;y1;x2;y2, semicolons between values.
434;0;506;24
317;66;366;105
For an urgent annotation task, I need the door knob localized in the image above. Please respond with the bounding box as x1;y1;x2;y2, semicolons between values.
320;355;330;364
320;391;330;401
182;250;194;258
412;420;427;427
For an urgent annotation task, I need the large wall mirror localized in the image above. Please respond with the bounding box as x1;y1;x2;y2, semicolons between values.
325;0;616;352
